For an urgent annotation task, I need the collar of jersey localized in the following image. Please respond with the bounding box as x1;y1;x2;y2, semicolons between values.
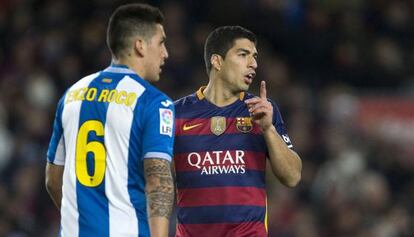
104;63;136;74
196;86;246;101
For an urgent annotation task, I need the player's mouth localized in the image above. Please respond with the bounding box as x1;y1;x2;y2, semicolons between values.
244;72;256;85
160;62;165;73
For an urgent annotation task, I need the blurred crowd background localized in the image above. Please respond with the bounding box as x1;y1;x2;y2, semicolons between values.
0;0;413;236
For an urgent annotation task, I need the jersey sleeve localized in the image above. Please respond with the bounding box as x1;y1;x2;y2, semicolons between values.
141;93;175;161
46;96;66;165
270;100;293;149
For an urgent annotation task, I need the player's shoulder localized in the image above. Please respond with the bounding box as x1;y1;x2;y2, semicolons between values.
121;77;173;109
67;71;101;91
61;71;101;101
141;83;173;106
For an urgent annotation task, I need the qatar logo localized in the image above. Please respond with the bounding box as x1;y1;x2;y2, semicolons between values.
187;150;246;175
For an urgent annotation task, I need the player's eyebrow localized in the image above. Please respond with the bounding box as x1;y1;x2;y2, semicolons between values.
237;48;258;58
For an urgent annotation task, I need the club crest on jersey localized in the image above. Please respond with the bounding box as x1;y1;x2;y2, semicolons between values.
210;116;226;136
236;117;253;133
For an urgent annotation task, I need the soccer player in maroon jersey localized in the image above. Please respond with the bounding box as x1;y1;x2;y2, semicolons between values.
173;26;302;237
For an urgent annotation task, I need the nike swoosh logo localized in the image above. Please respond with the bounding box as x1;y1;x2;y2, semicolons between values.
183;123;203;131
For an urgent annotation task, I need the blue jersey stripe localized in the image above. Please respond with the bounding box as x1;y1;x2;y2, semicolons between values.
47;96;65;163
174;134;267;153
77;74;121;237
176;170;265;189
128;100;150;236
177;205;266;224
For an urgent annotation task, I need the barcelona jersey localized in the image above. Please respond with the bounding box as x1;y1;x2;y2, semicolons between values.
46;64;175;237
174;87;293;237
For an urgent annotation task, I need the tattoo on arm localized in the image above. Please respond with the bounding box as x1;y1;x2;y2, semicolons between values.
144;158;174;219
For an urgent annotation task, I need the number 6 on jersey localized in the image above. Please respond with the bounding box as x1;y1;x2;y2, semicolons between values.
76;120;106;187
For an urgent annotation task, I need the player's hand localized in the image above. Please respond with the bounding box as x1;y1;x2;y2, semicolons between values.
245;81;273;132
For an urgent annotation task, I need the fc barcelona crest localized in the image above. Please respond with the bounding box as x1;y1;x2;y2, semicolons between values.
236;117;253;133
210;116;226;136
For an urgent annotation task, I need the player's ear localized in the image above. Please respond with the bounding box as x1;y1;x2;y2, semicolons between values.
134;38;146;57
211;54;222;71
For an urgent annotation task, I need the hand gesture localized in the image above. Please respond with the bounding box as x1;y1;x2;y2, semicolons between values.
245;81;273;132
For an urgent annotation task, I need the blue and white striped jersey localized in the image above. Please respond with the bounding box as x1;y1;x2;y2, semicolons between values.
46;64;175;237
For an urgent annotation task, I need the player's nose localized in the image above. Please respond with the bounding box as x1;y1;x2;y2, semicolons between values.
249;57;257;69
163;47;169;59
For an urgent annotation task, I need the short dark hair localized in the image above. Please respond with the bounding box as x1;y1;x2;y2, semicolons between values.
107;3;164;59
204;26;257;75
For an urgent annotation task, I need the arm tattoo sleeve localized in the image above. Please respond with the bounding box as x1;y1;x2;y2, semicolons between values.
144;158;174;219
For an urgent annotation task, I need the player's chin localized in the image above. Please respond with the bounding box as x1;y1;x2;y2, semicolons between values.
153;76;161;82
240;83;250;91
241;80;252;89
148;74;161;83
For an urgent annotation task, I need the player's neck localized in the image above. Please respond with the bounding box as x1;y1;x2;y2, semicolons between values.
112;58;146;80
203;79;240;107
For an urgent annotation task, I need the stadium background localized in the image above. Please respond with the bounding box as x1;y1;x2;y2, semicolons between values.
0;0;413;236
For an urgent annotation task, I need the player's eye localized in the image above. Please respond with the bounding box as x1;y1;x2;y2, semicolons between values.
160;38;166;45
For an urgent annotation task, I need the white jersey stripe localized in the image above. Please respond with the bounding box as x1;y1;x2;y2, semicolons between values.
105;76;145;236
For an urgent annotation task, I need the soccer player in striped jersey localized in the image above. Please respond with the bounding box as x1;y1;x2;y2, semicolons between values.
174;26;302;236
45;4;174;237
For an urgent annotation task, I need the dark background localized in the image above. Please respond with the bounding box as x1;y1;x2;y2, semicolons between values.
0;0;413;236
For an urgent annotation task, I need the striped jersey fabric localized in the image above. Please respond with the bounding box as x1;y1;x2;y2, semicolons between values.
173;87;293;237
46;64;175;237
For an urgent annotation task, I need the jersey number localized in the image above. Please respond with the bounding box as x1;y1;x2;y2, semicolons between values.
75;120;106;187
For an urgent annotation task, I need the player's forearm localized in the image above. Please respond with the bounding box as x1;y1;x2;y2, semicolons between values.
46;185;62;210
146;190;173;237
263;126;302;187
144;158;174;237
45;163;63;210
148;217;169;237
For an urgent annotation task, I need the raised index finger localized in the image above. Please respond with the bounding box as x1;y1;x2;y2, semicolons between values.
260;81;267;99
